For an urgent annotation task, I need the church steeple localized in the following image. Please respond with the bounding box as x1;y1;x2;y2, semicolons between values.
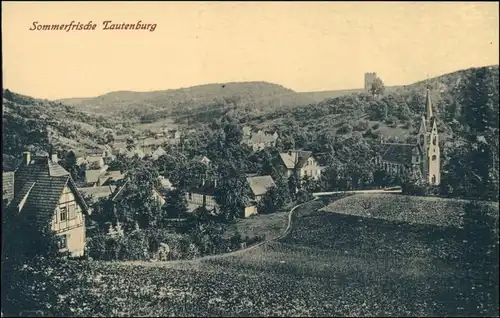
425;88;433;120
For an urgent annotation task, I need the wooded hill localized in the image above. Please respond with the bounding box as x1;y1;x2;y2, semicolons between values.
58;82;316;123
2;90;117;158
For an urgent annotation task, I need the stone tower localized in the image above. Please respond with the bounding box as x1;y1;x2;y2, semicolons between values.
364;72;377;91
417;88;441;185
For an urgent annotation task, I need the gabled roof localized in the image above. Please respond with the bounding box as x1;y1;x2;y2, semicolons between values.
138;138;169;148
152;146;167;160
279;151;313;169
158;176;174;190
188;181;217;196
85;169;101;183
246;175;276;197
111;180;165;203
112;142;127;150
86;156;104;164
193;155;211;163
380;143;416;165
12;156;89;225
78;185;117;202
98;170;124;185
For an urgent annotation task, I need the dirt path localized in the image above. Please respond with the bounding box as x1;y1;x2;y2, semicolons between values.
121;198;321;267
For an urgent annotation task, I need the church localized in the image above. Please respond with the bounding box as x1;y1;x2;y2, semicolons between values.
374;89;441;186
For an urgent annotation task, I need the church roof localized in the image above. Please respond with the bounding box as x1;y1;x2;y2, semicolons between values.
381;143;416;165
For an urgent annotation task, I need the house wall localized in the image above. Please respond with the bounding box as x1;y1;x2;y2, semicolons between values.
186;192;217;211
244;205;257;218
299;157;321;180
51;184;85;257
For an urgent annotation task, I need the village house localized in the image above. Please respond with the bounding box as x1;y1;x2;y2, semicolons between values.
150;146;167;161
110;180;166;207
84;169;102;187
243;129;279;151
193;155;211;165
124;147;146;159
85;169;123;187
98;170;124;186
78;185;117;205
244;175;277;217
185;175;277;218
3;151;90;257
374;89;441;185
279;150;322;180
137;137;169;157
246;175;277;202
111;141;128;156
185;180;218;213
158;176;174;198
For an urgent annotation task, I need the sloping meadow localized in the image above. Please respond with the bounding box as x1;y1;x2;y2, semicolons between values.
6;197;498;317
320;193;499;227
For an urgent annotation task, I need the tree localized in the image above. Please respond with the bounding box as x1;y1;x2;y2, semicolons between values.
370;77;385;97
162;188;188;221
214;163;250;222
2;214;70;316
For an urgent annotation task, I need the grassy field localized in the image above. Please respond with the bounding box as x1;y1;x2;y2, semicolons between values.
222;202;301;241
320;194;499;227
12;198;499;317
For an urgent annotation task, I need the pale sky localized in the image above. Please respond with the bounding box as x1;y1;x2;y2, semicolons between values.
2;1;499;100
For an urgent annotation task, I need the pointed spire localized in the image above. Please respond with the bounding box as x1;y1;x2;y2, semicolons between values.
425;88;433;120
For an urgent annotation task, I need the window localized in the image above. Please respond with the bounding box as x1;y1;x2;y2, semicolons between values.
431;175;436;184
432;155;437;161
60;206;67;222
188;193;192;200
57;235;67;249
419;135;424;145
432;137;437;146
68;204;76;220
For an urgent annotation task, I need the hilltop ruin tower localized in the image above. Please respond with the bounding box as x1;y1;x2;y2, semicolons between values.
364;72;377;92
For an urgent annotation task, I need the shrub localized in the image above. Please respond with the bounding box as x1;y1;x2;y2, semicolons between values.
354;120;369;131
337;123;353;134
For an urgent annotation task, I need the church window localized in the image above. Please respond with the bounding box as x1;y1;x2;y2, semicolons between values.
431;175;436;184
432;137;437;145
432;155;437;161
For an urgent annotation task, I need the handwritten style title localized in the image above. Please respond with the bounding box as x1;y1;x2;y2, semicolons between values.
29;21;157;32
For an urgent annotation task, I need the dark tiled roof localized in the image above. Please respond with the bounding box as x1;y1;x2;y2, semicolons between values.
188;181;217;196
2;172;15;203
381;143;416;165
10;181;36;209
12;157;89;226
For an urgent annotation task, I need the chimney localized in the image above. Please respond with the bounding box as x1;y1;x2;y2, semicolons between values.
22;151;31;165
51;153;59;163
